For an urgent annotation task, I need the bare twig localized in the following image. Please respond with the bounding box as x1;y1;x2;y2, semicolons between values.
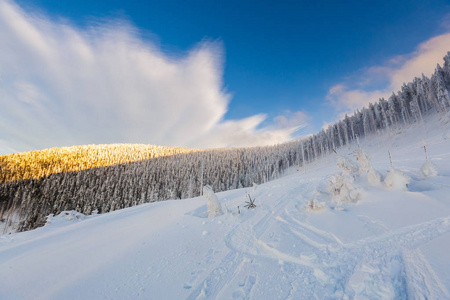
424;145;429;161
388;151;393;168
244;194;257;209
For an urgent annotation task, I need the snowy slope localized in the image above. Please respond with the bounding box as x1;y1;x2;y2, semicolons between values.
1;116;450;299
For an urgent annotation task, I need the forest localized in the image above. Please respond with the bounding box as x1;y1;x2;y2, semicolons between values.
1;52;449;234
0;144;196;183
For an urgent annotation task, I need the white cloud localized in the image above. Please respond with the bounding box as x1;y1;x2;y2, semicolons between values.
0;0;304;154
273;110;309;129
327;85;389;114
327;32;450;115
193;110;309;148
191;114;300;148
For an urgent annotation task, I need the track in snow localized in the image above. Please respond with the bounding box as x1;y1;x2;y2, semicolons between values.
187;176;450;299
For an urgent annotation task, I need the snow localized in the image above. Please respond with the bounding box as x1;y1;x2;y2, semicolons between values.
1;116;450;299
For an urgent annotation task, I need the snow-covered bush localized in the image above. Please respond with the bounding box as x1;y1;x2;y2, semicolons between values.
367;167;382;186
203;185;223;218
356;150;371;174
327;173;362;203
420;161;438;178
306;199;325;212
337;155;359;177
420;144;438;178
45;211;86;226
384;168;411;190
357;150;382;186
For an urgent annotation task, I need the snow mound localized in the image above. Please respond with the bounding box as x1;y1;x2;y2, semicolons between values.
203;185;223;218
421;161;438;178
45;211;86;227
384;168;411;190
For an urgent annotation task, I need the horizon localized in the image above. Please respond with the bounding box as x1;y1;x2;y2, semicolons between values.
1;0;450;154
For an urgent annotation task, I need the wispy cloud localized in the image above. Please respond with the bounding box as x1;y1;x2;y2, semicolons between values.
327;32;450;117
0;0;304;154
193;110;309;148
273;110;309;130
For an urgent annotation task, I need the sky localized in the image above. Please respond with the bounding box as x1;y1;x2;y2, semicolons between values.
1;0;450;154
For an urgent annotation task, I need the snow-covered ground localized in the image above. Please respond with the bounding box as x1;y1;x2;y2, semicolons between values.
1;116;450;299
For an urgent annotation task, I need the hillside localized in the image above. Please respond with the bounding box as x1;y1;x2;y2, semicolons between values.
1;52;449;236
1;114;449;299
0;144;197;183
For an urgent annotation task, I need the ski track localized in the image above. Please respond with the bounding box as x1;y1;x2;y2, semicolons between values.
188;176;450;299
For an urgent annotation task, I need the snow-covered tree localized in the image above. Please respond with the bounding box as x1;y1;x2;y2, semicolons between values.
420;144;438;178
356;150;382;186
328;173;362;203
203;185;223;218
421;161;438;178
336;155;359;177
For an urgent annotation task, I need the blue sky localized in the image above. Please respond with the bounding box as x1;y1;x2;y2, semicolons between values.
1;0;450;153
